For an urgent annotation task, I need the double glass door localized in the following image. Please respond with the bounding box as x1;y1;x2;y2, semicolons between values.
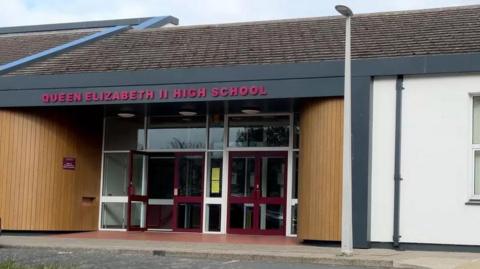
127;151;204;232
228;151;287;235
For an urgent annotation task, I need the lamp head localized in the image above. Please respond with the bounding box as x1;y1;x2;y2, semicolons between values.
335;5;353;17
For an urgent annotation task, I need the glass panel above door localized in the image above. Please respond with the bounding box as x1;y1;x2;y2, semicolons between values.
148;116;206;149
228;115;289;147
104;116;145;150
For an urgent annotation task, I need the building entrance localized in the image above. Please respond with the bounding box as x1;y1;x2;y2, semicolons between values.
227;151;287;235
126;151;204;232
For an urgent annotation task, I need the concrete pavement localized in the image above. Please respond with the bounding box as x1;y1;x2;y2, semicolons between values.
1;235;480;269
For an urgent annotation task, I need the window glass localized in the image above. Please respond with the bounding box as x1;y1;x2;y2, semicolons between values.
102;153;128;196
131;153;145;196
209;114;224;149
291;204;298;234
147;205;173;229
207;152;223;198
206;204;221;232
229;203;254;229
230;156;255;197
228;116;289;147
104;117;145;150
177;203;201;229
259;204;284;230
148;156;175;199
148;116;206;149
475;151;480;195
130;201;145;228
294;113;300;149
101;203;126;229
178;155;203;197
260;156;286;198
292;152;299;199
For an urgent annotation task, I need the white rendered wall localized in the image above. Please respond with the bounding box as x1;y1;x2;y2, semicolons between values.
370;73;480;245
370;77;396;242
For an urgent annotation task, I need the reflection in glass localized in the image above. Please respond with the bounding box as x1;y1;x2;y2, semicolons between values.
206;204;221;232
130;201;145;227
260;157;285;198
207;152;223;198
148;116;206;149
177;203;201;229
209;114;224;149
291;204;297;234
230;157;255;197
260;204;283;230
474;97;480;144
131;154;145;195
178;155;203;196
102;153;128;196
475;151;480;195
101;202;126;229
104;116;145;150
229;203;254;229
228;116;289;147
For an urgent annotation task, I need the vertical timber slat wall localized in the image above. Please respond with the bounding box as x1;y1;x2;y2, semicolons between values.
0;108;103;231
298;98;343;241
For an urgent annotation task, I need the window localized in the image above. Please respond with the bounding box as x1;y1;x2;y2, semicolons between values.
102;153;129;196
101;203;127;229
206;152;223;198
209;114;224;149
228;115;289;147
473;97;480;197
104;116;145;150
148;116;206;149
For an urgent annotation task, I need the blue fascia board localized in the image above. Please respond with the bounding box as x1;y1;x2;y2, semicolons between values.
133;16;179;30
0;25;131;75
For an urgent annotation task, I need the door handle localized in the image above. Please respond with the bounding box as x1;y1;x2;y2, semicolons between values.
174;188;178;196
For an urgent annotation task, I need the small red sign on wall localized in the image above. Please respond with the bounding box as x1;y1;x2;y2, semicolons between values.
63;157;76;170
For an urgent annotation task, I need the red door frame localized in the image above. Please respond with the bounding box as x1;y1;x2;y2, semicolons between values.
227;151;288;235
127;150;149;231
172;152;205;232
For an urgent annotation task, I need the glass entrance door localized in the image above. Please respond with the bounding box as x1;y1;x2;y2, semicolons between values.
146;155;175;230
127;150;148;231
172;152;204;232
227;151;287;235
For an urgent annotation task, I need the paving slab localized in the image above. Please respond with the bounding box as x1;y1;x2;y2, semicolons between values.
1;235;480;269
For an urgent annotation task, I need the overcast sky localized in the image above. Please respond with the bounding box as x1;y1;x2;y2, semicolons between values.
0;0;478;27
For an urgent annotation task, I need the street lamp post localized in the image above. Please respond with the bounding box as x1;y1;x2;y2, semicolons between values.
335;4;354;256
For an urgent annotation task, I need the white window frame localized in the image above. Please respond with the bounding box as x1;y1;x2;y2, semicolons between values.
470;95;480;201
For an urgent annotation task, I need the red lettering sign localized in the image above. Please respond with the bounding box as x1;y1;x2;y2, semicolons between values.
40;85;268;104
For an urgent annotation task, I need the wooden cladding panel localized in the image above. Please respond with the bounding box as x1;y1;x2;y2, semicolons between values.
0;108;102;231
298;98;343;241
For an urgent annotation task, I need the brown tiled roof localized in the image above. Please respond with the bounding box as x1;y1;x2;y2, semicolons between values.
0;30;97;65
6;5;480;76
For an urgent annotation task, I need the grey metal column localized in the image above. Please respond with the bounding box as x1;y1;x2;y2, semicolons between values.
393;75;404;248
